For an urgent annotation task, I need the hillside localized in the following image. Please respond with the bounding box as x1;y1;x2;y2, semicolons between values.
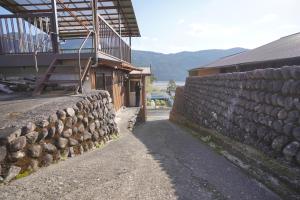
132;48;248;81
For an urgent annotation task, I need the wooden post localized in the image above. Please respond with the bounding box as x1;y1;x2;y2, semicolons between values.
51;0;59;53
141;76;146;122
92;0;99;64
118;9;122;60
129;36;131;63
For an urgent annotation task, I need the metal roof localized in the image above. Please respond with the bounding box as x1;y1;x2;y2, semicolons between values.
190;32;300;71
130;67;151;75
0;0;140;37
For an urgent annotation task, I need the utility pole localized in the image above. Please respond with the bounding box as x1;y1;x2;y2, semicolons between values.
51;0;59;53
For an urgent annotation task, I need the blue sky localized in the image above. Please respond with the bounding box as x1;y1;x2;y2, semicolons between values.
1;0;299;54
131;0;300;53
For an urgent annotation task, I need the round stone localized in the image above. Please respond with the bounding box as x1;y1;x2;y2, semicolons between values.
83;131;92;141
290;66;300;79
284;97;294;111
68;138;79;146
43;143;57;153
92;131;99;141
283;141;300;161
36;120;49;128
4;166;21;183
28;145;42;158
25;131;39;144
56;120;64;135
77;123;85;133
56;137;68;149
10;136;27;152
68;147;75;157
62;129;72;138
286;111;299;123
272;136;289;152
72;127;78;135
9;151;25;160
89;122;96;132
23;122;36;134
0;146;7;162
296;152;300;165
256;126;267;139
72;116;78;125
65;108;75;117
292;127;300;141
48;114;58;124
77;115;84;121
272;120;283;133
29;159;39;172
56;110;66;120
65;117;73;128
42;154;53;167
37;128;48;142
83;117;89;127
283;123;294;136
277;109;288;120
47;126;56;138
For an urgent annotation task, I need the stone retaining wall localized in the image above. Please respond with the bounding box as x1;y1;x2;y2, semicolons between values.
0;91;118;183
171;66;300;167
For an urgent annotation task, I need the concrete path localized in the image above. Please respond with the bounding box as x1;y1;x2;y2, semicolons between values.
0;108;280;200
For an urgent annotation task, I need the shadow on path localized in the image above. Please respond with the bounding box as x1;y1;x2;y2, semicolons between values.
133;109;280;200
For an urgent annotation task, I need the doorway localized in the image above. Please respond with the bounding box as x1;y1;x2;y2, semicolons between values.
129;79;141;107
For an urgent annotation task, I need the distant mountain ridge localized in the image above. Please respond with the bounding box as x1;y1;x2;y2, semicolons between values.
132;48;248;81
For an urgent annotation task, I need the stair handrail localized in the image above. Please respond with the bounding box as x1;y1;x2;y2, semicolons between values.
75;57;92;94
78;30;93;93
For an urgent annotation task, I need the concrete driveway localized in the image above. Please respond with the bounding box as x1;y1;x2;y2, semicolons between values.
0;108;280;200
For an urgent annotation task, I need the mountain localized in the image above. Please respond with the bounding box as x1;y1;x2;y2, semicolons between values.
132;48;248;81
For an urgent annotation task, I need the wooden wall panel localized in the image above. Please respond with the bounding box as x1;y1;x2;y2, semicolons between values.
189;68;221;77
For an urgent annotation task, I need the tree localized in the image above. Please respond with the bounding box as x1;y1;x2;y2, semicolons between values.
167;80;177;95
150;75;156;84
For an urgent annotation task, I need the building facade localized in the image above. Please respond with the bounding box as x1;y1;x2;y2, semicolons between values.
0;0;144;111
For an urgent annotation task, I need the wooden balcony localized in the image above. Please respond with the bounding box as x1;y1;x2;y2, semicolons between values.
0;12;131;64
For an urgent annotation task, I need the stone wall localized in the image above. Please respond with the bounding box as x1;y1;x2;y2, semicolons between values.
0;91;118;183
171;66;300;167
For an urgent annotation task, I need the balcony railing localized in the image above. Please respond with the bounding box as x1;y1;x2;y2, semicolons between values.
0;13;54;54
98;15;131;63
0;13;132;63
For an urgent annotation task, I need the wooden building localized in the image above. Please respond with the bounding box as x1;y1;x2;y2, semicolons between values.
128;67;151;121
0;0;143;111
189;32;300;77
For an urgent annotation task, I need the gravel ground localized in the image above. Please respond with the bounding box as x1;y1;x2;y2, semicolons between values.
0;108;280;200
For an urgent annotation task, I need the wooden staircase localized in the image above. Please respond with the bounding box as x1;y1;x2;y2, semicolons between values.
33;57;92;95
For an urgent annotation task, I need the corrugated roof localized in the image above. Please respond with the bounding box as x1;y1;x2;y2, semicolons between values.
190;32;300;71
0;0;140;37
130;67;151;75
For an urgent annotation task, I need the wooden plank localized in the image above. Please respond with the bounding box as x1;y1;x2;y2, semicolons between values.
22;18;28;52
10;18;18;53
33;17;38;51
16;17;24;53
4;18;12;53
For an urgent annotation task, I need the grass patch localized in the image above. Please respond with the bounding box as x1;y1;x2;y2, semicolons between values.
15;169;32;180
111;133;119;140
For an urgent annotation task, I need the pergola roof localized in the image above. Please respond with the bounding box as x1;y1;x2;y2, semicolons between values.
0;0;140;37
